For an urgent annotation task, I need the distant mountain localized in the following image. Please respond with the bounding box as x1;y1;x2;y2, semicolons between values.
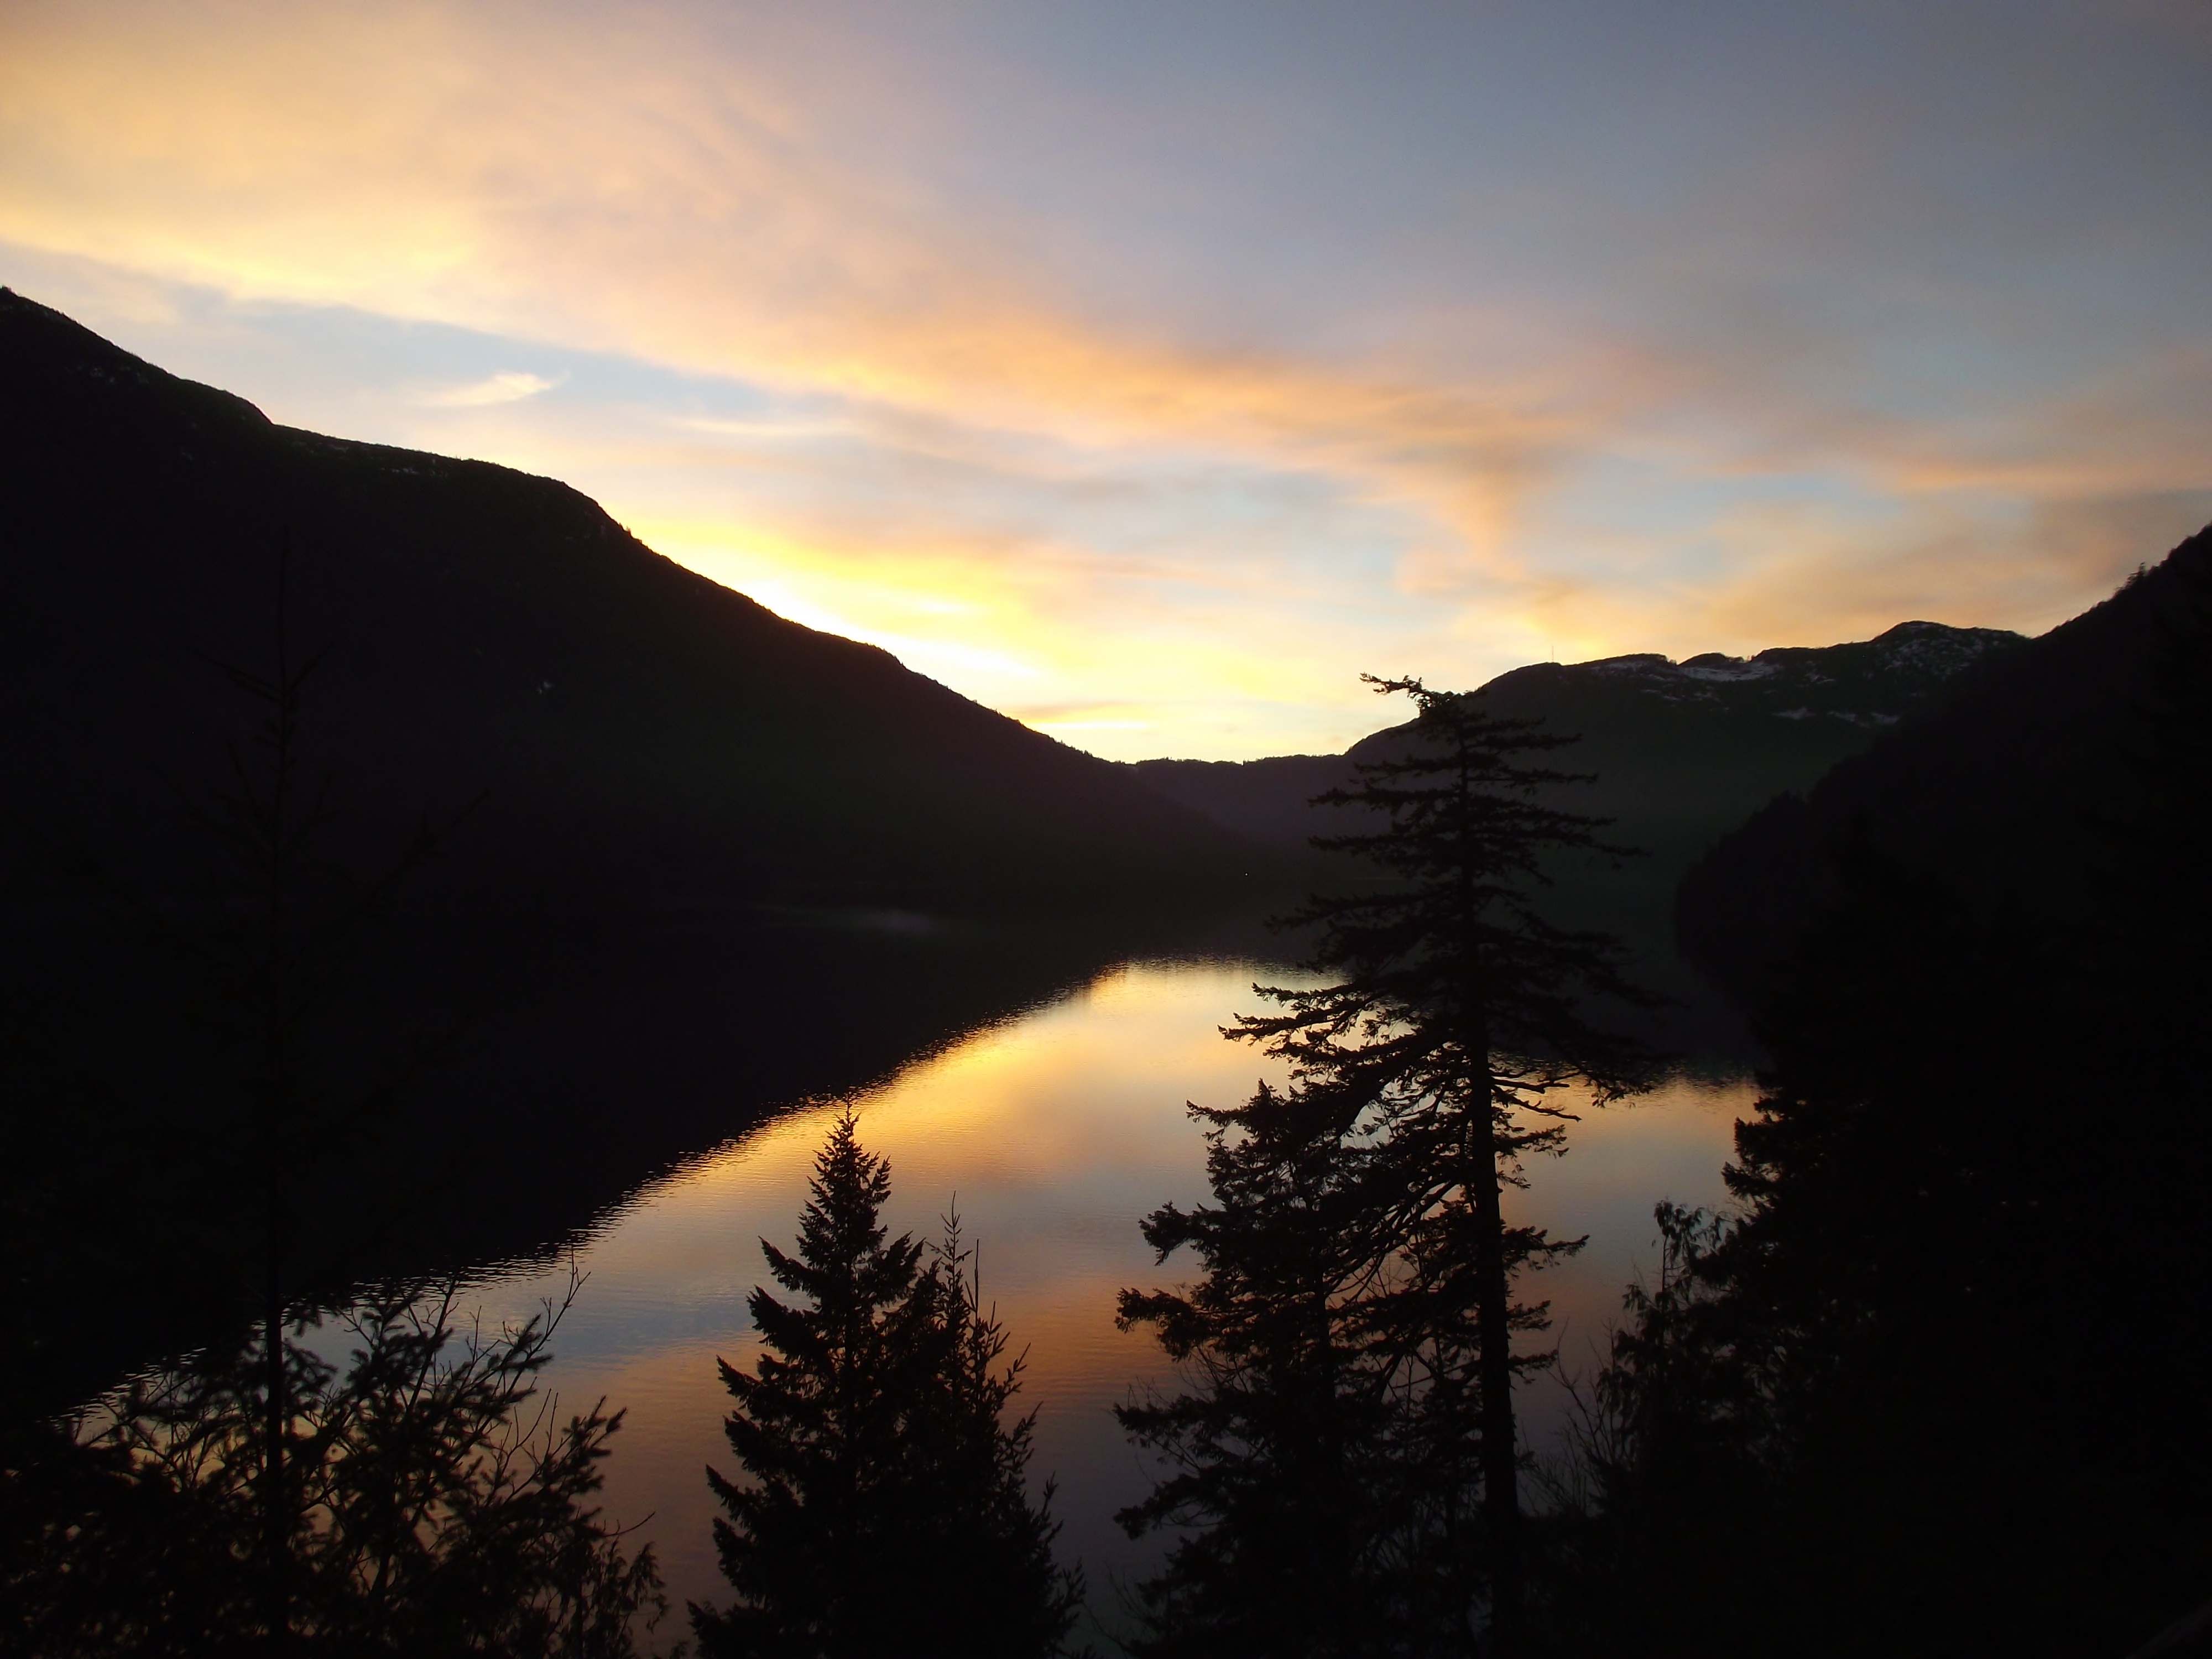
1133;623;2023;851
1124;753;1353;853
0;288;1254;915
1126;622;2023;1037
1676;527;2212;1003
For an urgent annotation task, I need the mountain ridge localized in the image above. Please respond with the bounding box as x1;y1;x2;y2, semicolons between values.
1127;619;2024;855
0;286;1258;915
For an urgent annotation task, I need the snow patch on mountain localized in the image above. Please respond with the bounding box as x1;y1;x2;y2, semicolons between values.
1540;622;2024;727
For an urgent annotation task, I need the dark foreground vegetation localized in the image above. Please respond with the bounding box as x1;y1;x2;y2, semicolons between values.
0;604;673;1652
6;1277;667;1657
1114;675;1658;1656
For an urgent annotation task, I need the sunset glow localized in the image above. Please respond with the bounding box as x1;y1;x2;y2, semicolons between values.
6;0;2208;757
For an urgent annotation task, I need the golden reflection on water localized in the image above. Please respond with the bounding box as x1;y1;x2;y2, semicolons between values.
479;959;1750;1628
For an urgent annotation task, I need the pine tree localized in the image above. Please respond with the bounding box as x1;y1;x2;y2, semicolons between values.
1115;1082;1424;1657
2105;536;2212;1082
913;1212;1085;1658
3;538;466;1644
2;538;672;1653
1118;676;1652;1657
693;1111;1079;1659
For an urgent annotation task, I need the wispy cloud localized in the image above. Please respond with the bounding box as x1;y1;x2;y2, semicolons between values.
675;414;860;442
412;369;563;407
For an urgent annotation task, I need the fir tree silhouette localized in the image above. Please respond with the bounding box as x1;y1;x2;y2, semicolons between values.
1542;540;2212;1655
912;1209;1086;1657
0;539;671;1656
168;540;462;1637
1114;1079;1422;1657
2100;537;2212;1083
1119;676;1652;1657
693;1109;1079;1659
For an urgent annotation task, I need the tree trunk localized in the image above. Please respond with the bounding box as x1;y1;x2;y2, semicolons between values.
263;1156;288;1648
1457;753;1522;1655
1472;1078;1521;1657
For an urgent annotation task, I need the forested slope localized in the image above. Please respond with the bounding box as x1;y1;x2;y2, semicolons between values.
1676;527;2212;1000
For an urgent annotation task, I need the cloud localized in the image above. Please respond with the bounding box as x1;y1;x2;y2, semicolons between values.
413;369;563;407
0;1;1596;555
676;414;859;442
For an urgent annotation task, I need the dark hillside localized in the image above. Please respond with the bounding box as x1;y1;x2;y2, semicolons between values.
1463;622;2023;867
0;287;1254;915
1127;753;1356;852
1676;527;2211;1001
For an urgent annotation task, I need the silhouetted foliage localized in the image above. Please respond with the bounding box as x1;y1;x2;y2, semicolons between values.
1571;534;2212;1653
1553;837;2212;1656
2097;532;2212;1080
910;1212;1086;1657
2;1275;669;1657
2;538;463;1320
692;1111;1080;1659
0;545;682;1655
114;545;467;1634
1114;1080;1434;1658
189;547;466;1631
1118;676;1652;1657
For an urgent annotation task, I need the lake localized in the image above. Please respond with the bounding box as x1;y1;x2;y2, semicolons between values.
466;951;1751;1641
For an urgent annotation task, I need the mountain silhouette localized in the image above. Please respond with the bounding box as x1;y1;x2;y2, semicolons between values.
0;287;1255;917
1134;623;2018;847
1676;526;2212;1001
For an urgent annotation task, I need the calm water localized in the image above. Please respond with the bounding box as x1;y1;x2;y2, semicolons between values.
472;956;1751;1636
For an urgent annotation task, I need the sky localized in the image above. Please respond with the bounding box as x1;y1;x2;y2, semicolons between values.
3;0;2209;759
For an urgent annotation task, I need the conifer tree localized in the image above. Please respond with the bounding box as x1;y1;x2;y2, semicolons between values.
4;538;677;1653
1119;676;1651;1657
1115;1082;1423;1657
913;1212;1086;1657
693;1111;1079;1659
4;538;466;1643
2104;539;2212;1079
